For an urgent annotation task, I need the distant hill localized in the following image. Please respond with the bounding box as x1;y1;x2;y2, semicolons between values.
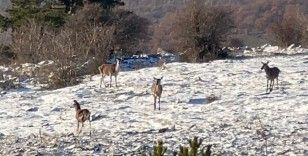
1;0;307;46
123;0;307;30
123;0;307;46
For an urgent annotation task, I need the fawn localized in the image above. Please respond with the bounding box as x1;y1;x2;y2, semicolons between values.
73;100;91;135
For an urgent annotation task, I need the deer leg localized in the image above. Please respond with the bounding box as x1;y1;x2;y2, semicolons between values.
109;76;112;87
76;122;79;134
100;76;103;88
79;123;84;133
154;96;157;110
89;120;91;136
266;79;269;92
268;80;272;92
100;76;106;88
158;96;161;110
115;75;118;87
277;77;279;88
270;80;274;92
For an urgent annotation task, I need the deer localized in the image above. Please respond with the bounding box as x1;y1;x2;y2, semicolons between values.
261;61;280;92
157;56;167;71
73;100;91;135
151;77;163;110
98;58;121;88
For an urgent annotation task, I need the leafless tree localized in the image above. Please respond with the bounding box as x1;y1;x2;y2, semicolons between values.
269;14;305;47
155;1;235;62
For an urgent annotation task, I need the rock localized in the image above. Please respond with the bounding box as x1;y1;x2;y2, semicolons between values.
91;112;106;121
51;107;62;112
27;107;39;112
0;132;5;139
94;143;103;152
0;78;19;90
287;44;295;50
158;125;176;133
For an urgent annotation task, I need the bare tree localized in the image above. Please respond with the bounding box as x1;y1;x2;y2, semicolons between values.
156;1;235;62
10;3;150;89
269;14;305;47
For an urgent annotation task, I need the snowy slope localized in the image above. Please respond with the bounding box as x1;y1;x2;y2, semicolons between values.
0;53;307;155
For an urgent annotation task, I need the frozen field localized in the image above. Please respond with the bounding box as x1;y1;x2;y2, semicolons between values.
0;52;307;155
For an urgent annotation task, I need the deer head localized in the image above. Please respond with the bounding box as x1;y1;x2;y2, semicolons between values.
153;77;163;85
261;61;270;70
73;100;81;110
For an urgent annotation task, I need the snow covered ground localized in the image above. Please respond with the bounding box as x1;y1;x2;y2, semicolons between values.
0;50;307;155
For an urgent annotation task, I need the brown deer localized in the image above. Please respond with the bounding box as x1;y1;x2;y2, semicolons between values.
151;77;163;110
73;100;91;135
98;58;121;88
261;61;280;92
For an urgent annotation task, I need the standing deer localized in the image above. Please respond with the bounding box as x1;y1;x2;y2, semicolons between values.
261;61;280;92
157;56;167;70
98;58;121;88
73;100;91;135
151;77;163;110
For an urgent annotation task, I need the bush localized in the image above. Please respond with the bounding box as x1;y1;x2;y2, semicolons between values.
10;3;149;89
301;22;308;48
269;15;305;47
228;38;244;48
155;1;234;62
143;137;212;156
0;45;16;65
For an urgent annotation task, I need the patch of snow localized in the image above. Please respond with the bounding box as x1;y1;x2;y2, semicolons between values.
238;44;307;57
0;50;307;155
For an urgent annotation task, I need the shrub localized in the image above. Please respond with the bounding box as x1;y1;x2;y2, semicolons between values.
143;136;212;156
9;2;150;89
228;38;244;48
301;21;308;48
269;15;305;47
156;1;234;62
11;17;113;88
142;140;167;156
0;45;16;65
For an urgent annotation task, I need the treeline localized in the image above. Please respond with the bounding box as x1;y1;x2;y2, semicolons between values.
124;0;307;34
0;0;307;89
0;0;150;88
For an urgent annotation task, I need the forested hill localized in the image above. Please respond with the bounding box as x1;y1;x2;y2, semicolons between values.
1;0;307;32
123;0;307;33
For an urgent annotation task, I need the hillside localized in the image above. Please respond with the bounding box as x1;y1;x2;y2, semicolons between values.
0;47;307;155
1;0;307;46
124;0;307;33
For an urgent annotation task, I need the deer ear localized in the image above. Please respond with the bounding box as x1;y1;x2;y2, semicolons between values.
266;61;269;64
261;62;265;64
161;76;163;80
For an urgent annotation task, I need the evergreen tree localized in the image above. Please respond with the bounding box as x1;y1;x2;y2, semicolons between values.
10;0;67;28
0;15;10;31
8;0;67;29
59;0;124;13
89;0;124;9
59;0;84;13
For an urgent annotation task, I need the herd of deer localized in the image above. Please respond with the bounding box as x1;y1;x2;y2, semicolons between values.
73;59;280;135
